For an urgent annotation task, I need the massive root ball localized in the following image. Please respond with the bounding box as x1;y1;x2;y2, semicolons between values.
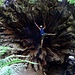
0;0;75;75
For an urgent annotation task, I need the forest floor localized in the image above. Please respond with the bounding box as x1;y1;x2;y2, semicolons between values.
16;65;43;75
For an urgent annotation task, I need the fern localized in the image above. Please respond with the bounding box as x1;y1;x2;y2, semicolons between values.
0;0;4;6
0;46;11;56
0;63;27;75
0;46;38;75
0;57;37;68
68;0;75;4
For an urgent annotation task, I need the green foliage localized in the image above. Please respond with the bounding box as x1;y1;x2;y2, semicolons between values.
0;57;38;69
0;46;11;56
68;0;75;4
0;46;38;75
0;64;27;75
58;0;75;4
0;0;4;6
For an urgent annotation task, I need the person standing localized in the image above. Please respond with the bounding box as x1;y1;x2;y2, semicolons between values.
34;22;56;47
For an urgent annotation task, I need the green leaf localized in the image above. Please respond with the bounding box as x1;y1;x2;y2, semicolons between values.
68;0;75;4
0;46;11;56
0;0;4;6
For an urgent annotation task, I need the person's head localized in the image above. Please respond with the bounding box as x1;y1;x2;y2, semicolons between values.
40;25;43;28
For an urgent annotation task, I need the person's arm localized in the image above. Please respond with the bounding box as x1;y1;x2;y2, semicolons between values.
43;23;46;29
34;22;40;30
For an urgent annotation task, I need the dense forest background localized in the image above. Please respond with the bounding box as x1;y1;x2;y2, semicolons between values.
0;0;75;5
